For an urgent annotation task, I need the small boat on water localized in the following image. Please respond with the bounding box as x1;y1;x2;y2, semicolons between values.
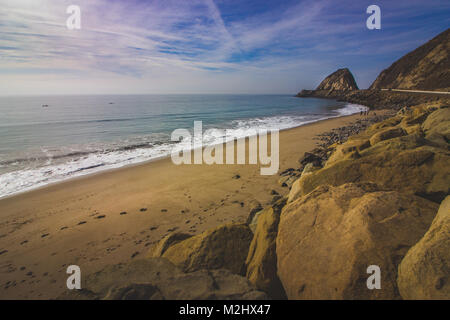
42;104;49;107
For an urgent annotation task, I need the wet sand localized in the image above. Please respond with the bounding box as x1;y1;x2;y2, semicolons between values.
0;113;372;299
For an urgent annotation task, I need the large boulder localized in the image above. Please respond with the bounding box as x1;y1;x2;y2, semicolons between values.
369;127;406;146
326;138;370;166
288;135;450;203
422;107;450;146
59;258;267;300
161;223;253;274
147;232;192;258
277;183;438;299
245;198;287;299
397;196;450;299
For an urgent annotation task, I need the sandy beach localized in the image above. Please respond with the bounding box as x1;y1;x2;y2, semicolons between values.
0;112;382;299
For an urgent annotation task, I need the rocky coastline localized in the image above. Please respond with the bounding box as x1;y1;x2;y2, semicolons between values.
61;29;449;301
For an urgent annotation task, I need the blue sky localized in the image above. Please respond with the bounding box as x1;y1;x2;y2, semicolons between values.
0;0;449;95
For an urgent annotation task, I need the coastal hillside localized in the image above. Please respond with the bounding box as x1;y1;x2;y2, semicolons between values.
370;28;450;91
297;29;450;109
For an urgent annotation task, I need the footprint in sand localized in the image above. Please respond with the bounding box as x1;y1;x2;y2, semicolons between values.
60;226;68;230
95;215;106;219
41;233;49;238
120;211;127;215
149;226;158;231
131;251;139;258
20;240;28;245
140;208;147;212
77;221;87;225
161;209;167;212
0;250;8;256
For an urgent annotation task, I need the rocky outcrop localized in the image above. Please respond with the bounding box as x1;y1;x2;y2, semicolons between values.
245;198;287;299
246;200;263;230
277;183;438;299
316;68;359;91
421;106;450;147
59;258;267;300
341;90;449;110
296;30;450;110
370;29;450;91
397;196;450;299
288;105;450;204
369;127;406;145
297;68;358;98
158;223;253;274
147;232;192;258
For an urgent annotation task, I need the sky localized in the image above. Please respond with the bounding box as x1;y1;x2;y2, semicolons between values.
0;0;449;95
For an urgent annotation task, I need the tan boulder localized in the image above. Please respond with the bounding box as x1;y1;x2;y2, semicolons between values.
397;196;450;299
162;223;253;274
147;232;192;258
246;200;263;230
369;127;406;146
326;138;370;165
278;183;438;299
366;116;402;134
58;258;267;300
289;136;449;204
402;124;423;135
245;198;287;299
422;107;450;146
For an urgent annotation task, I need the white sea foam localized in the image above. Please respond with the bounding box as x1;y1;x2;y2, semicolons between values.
0;103;368;198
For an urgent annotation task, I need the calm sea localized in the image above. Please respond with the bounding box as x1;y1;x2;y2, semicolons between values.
0;94;367;198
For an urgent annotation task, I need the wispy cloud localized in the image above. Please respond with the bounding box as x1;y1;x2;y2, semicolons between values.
0;0;448;94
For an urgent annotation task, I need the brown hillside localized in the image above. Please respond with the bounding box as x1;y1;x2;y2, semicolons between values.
370;29;450;91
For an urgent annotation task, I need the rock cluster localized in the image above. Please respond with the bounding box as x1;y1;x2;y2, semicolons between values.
279;103;449;299
59;258;267;300
60;99;449;301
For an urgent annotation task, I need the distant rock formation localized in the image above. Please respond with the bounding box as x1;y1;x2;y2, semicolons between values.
296;29;450;109
370;28;450;91
297;68;359;98
316;68;359;91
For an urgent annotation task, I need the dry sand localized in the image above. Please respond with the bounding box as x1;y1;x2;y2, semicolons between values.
0;113;371;299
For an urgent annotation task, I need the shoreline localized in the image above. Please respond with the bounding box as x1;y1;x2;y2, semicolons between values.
0;111;385;299
0;104;368;201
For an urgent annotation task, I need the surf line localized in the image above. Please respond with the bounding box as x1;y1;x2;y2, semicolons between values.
170;121;279;175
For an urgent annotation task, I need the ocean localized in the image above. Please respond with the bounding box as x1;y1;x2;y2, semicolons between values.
0;94;367;198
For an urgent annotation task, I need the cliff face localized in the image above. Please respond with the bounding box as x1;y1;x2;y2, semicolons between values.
316;68;359;91
370;29;450;91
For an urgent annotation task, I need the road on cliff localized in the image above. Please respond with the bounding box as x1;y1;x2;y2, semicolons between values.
381;89;450;95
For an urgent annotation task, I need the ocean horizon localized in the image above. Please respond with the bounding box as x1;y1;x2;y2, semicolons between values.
0;94;367;198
